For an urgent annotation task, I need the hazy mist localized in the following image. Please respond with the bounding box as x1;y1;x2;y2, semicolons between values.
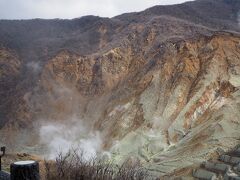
0;0;189;19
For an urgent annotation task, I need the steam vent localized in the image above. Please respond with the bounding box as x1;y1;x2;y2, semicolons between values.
0;0;240;179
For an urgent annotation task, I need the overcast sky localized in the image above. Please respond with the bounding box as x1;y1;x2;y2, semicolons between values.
0;0;189;20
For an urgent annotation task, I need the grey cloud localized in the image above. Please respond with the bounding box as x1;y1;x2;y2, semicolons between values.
0;0;188;19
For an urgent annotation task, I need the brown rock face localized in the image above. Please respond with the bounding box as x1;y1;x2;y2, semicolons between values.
0;0;240;177
17;33;239;177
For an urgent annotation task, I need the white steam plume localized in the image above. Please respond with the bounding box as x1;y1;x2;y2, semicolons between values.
39;117;103;161
26;61;41;73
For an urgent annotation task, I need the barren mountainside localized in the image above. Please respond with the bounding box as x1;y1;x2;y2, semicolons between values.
0;0;240;177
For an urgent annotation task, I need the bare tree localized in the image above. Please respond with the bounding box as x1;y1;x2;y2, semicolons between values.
43;149;150;180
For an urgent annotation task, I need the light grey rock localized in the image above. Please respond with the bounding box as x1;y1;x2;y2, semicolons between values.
193;169;217;180
235;163;240;172
220;155;240;165
234;148;240;156
231;157;240;165
220;155;232;163
224;175;240;180
224;170;240;180
204;161;230;173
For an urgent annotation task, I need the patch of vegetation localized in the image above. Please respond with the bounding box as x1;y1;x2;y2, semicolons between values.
43;150;150;180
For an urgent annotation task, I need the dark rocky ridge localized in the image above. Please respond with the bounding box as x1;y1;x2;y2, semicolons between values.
0;0;239;61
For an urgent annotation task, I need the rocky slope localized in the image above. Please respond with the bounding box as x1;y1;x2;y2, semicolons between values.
0;0;240;177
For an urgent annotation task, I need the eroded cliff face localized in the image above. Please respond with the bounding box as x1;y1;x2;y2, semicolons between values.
8;33;237;176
